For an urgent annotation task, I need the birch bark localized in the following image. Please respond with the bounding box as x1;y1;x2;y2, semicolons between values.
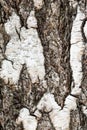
0;0;87;130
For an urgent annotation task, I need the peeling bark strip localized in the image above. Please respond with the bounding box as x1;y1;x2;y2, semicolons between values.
70;6;85;88
70;6;87;117
0;11;45;85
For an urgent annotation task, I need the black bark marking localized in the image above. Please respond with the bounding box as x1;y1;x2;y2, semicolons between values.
81;17;87;43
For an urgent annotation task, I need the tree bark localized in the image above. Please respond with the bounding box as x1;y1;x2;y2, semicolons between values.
0;0;87;130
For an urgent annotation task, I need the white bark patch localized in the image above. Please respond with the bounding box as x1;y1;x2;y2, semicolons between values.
34;109;42;119
70;7;85;88
0;11;45;85
82;106;87;117
69;0;77;8
33;0;44;9
16;108;37;130
70;6;87;117
27;11;37;28
84;21;87;39
0;60;22;85
37;91;78;130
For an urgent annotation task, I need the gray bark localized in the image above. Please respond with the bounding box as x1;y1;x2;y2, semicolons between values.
0;0;87;130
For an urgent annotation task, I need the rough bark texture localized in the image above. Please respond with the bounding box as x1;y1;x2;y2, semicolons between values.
0;0;87;130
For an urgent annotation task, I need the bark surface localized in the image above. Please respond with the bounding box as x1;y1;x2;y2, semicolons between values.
0;0;87;130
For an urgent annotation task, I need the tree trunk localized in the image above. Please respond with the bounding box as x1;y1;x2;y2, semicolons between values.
0;0;87;130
